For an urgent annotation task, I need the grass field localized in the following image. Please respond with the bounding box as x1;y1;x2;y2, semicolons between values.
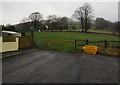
34;32;119;55
64;29;113;34
88;29;113;34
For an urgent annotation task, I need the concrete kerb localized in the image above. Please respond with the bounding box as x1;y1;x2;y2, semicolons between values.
1;49;39;59
2;52;24;58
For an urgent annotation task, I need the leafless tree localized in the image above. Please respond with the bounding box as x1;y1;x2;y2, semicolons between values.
60;17;68;31
47;15;68;31
73;7;84;32
47;15;58;31
47;15;57;23
21;17;29;23
73;3;93;32
28;12;43;38
29;12;43;22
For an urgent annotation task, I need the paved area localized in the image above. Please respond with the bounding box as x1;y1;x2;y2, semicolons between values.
2;50;119;83
2;48;39;58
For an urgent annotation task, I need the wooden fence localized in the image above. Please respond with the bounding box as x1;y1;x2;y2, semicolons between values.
46;40;74;47
3;36;16;42
74;40;120;50
46;40;120;50
19;36;33;48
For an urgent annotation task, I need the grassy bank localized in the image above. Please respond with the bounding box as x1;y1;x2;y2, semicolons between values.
34;32;119;56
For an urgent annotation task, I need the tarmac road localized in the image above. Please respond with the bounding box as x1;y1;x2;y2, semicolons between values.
2;50;119;83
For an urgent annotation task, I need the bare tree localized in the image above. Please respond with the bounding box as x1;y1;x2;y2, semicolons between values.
29;12;43;22
47;15;57;23
21;17;29;23
73;3;93;32
47;15;58;31
60;17;68;31
73;7;84;32
20;17;30;35
28;12;43;38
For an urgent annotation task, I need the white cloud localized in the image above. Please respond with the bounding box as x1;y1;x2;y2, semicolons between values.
2;0;119;2
1;2;119;25
0;2;2;25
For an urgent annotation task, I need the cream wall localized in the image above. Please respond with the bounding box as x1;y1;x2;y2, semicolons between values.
0;37;19;53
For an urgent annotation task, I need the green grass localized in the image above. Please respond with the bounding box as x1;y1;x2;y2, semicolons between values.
64;29;112;34
34;32;119;53
88;29;112;34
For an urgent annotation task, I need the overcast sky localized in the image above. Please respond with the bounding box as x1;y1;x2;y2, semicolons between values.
0;0;119;25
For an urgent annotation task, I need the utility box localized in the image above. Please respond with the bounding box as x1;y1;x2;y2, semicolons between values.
83;45;99;55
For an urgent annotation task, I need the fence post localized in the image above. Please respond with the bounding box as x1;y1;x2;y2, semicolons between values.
97;42;99;46
86;39;88;45
104;40;107;48
46;40;49;47
74;40;77;50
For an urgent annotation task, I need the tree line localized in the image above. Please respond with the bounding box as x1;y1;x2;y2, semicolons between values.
1;3;120;36
95;18;120;36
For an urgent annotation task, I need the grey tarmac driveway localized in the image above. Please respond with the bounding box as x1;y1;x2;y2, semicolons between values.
2;50;119;83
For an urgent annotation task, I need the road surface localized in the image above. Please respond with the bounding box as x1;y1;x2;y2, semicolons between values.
2;50;118;83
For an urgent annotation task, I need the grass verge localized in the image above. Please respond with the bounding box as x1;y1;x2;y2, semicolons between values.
33;32;119;56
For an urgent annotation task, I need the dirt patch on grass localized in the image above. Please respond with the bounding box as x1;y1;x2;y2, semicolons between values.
98;46;120;57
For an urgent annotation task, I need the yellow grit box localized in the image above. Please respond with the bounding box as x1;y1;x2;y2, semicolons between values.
83;45;99;55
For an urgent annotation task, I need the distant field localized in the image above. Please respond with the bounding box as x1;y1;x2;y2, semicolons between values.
88;29;113;34
34;32;119;53
64;29;112;34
